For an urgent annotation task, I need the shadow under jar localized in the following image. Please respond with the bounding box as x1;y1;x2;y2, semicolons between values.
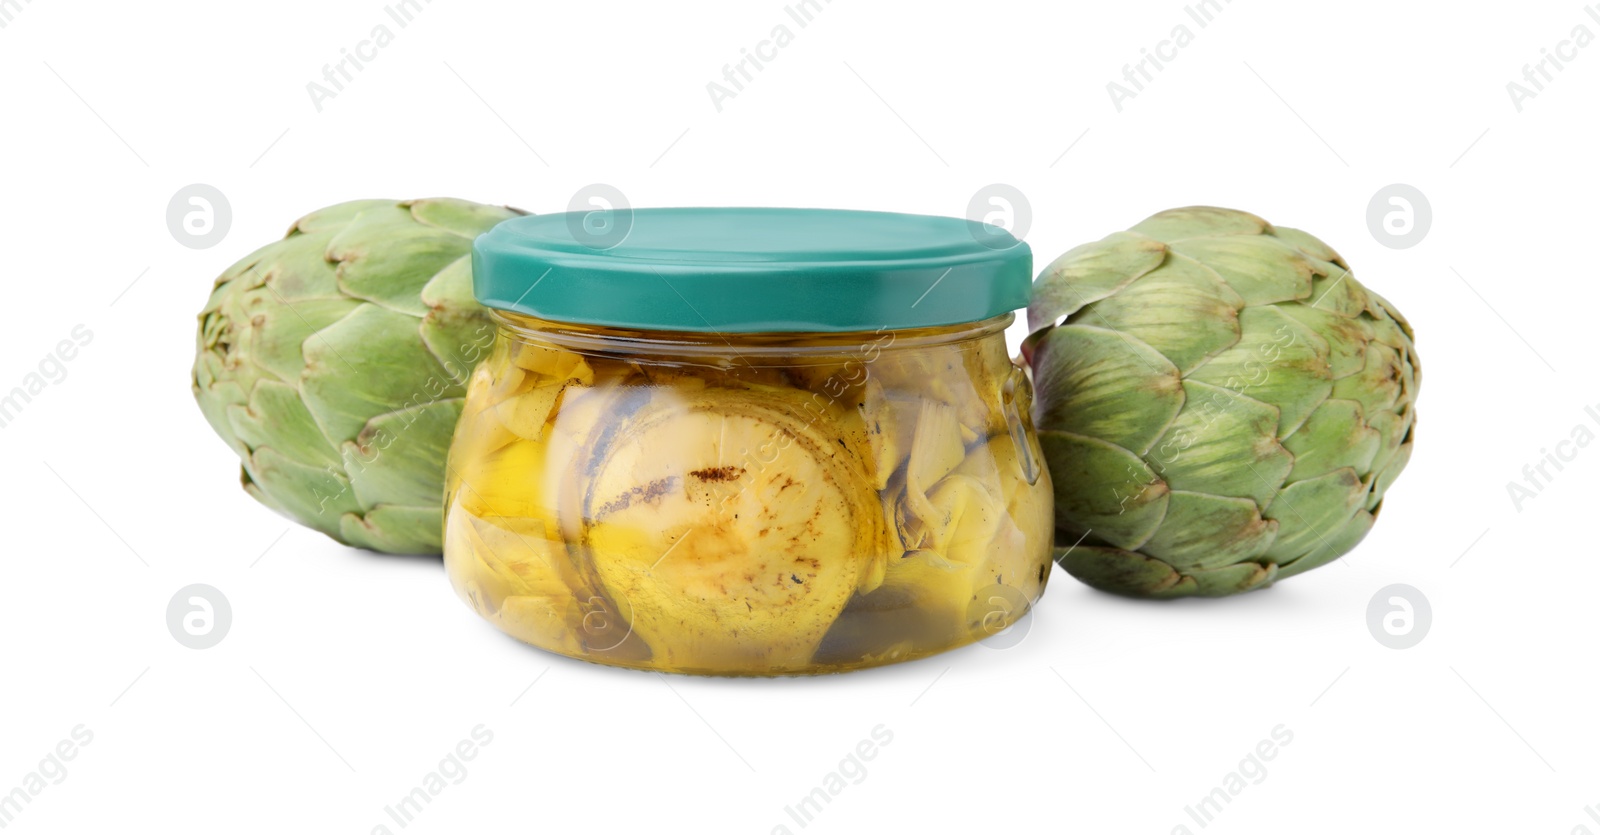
444;208;1053;675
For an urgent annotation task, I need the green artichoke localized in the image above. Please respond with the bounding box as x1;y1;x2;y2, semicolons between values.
1025;207;1418;598
193;198;524;554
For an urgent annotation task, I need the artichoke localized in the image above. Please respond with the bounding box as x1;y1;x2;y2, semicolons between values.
193;198;524;554
1025;207;1418;598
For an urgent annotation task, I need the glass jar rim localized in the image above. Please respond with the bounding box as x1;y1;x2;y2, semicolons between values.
491;310;1014;364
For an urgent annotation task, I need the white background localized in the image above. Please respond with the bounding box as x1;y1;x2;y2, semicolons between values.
1;0;1595;832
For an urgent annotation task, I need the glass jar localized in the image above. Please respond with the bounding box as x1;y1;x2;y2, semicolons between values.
444;208;1053;675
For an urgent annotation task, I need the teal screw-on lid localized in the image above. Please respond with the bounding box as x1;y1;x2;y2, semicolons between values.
471;207;1031;333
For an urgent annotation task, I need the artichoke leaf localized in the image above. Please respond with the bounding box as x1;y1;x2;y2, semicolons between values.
243;446;359;537
1331;343;1404;417
1261;468;1366;563
300;304;464;444
231;290;362;384
1304;263;1370;319
218;233;343;302
1130;207;1271;242
1364;409;1409;480
1027;231;1167;334
1031;324;1184;456
1147;380;1294;509
408;198;524;240
1187;306;1334;438
1054;545;1197;599
1275;508;1373;579
1170;235;1316;306
1272;225;1344;265
1076;255;1244;376
292;199;399;235
1140;491;1278;572
1369;442;1413;511
1037;430;1169;551
1282;398;1382;482
1184;562;1278;597
194;372;249;457
1275;304;1372;381
420;255;496;385
328;205;474;317
227;379;343;470
342;399;462;510
340;504;442;554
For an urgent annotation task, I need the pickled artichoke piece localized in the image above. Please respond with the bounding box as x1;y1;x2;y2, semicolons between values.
869;475;1018;648
445;505;586;656
575;383;891;672
896;401;968;550
869;341;1008;441
953;431;1054;597
454;352;619;520
549;383;650;543
446;389;521;489
493;383;565;441
491;343;599;440
922;474;1020;564
857;425;1046;651
510;340;596;383
449;508;566;608
862;551;975;650
452;437;550;520
860;378;923;490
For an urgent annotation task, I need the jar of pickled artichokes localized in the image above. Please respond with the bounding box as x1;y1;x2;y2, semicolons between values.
445;207;1052;675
